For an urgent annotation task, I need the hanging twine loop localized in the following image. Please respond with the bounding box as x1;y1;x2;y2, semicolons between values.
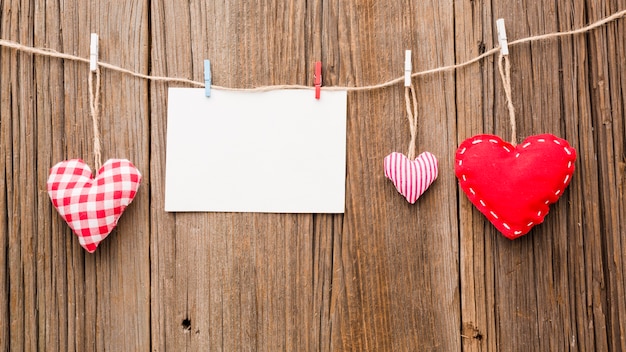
88;67;102;172
497;53;517;146
404;83;419;160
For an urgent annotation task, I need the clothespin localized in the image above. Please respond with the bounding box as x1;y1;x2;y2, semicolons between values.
404;50;412;87
204;60;212;97
314;61;322;99
89;33;98;71
496;19;509;56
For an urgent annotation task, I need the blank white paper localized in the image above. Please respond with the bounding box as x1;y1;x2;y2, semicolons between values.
165;88;347;213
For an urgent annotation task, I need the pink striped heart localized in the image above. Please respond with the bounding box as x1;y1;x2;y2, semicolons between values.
384;152;438;204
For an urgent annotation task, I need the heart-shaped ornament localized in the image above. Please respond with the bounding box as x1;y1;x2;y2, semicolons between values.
455;134;576;239
384;151;438;204
47;159;142;253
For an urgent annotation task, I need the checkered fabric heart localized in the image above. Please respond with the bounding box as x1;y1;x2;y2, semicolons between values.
47;159;142;253
384;151;438;204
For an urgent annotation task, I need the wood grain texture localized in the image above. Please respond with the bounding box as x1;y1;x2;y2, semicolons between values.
457;0;626;351
148;1;326;350
1;0;625;351
1;0;151;350
326;0;460;351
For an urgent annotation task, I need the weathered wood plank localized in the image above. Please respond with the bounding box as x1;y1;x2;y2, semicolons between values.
1;1;38;351
326;0;460;350
147;0;181;349
58;1;151;350
0;0;151;350
1;0;625;351
0;25;8;347
587;1;626;350
557;3;605;351
33;0;68;350
454;1;498;350
457;1;626;351
0;11;7;342
149;0;329;350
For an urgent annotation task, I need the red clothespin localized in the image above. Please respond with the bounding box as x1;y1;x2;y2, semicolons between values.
314;61;322;99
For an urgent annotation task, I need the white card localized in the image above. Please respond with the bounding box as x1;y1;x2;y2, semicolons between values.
165;88;348;213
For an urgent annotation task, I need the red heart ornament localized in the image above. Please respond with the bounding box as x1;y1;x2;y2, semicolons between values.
384;151;438;204
47;159;142;253
455;134;576;239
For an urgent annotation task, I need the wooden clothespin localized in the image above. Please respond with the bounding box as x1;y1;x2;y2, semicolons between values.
90;33;99;71
496;19;509;56
404;50;412;87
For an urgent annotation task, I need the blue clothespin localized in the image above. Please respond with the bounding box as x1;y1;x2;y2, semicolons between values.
204;60;211;97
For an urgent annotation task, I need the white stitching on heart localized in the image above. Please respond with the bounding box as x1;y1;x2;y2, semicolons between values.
457;136;575;237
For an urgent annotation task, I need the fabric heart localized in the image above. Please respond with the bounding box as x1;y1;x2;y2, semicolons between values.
384;151;438;204
455;134;576;239
47;159;142;253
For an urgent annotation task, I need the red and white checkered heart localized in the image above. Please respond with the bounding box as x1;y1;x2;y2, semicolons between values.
384;152;438;204
47;159;142;253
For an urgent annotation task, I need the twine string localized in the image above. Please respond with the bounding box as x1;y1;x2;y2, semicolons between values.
497;53;517;146
0;9;623;91
404;84;419;160
88;67;102;172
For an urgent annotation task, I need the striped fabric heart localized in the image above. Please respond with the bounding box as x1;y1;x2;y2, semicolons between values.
47;159;142;253
384;152;438;204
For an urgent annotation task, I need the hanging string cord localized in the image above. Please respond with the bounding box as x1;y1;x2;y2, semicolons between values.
88;67;102;171
404;84;419;160
0;9;624;91
497;53;517;146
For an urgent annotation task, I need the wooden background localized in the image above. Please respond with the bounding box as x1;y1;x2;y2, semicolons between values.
1;0;625;350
